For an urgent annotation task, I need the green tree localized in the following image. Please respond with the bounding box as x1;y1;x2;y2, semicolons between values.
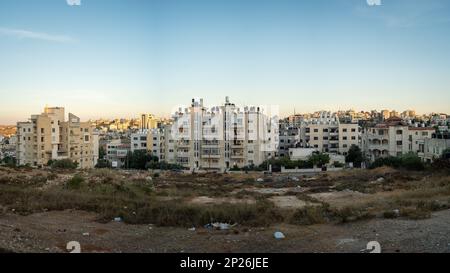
308;153;330;168
51;159;78;169
127;150;155;170
345;145;364;168
99;146;106;159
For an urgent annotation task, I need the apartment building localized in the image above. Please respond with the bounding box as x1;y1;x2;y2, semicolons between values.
165;97;278;171
362;117;435;161
299;112;359;155
16;107;99;168
106;139;130;168
131;131;148;152
147;128;165;161
278;126;301;158
140;114;158;131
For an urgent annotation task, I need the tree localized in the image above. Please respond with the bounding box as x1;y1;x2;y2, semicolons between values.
99;146;106;159
308;153;330;168
51;159;78;169
127;150;155;170
442;148;450;159
2;155;16;167
345;145;364;168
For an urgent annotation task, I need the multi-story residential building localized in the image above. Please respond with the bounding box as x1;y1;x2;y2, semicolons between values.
278;126;301;158
147;128;165;161
418;130;450;162
16;107;99;168
131;131;148;152
299;112;359;155
380;110;390;121
362;117;435;161
106;139;131;168
418;138;450;163
165;97;278;171
140;114;158;131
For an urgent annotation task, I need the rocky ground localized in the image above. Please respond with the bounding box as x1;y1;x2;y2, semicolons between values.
1;209;449;253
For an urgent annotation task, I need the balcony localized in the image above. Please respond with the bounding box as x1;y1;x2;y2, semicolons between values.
231;153;244;159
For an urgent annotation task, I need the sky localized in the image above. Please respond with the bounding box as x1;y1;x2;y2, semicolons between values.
0;0;450;124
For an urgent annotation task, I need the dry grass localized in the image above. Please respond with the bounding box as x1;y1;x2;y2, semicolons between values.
0;166;449;227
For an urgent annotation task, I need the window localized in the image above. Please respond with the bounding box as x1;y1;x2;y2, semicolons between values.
351;128;356;132
422;132;428;136
397;141;402;145
351;136;356;140
343;144;348;148
41;128;44;133
323;136;328;140
314;137;318;140
323;129;328;133
343;129;348;132
84;136;89;142
52;128;56;133
343;136;347;140
396;130;403;135
314;129;318;133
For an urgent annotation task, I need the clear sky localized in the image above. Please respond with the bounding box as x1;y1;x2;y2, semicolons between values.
0;0;449;124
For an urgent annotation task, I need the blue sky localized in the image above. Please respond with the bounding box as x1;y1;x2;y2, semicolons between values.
0;0;449;124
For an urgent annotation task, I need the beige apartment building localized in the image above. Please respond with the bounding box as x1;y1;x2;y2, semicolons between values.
297;112;359;155
362;117;434;161
165;97;278;171
16;107;99;168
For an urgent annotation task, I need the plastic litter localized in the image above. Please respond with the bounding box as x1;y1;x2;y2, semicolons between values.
274;231;285;239
204;222;237;230
114;217;122;222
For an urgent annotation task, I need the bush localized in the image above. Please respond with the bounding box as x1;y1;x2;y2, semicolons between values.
66;174;84;190
370;153;424;171
51;159;78;169
95;159;111;168
333;161;345;168
400;153;425;171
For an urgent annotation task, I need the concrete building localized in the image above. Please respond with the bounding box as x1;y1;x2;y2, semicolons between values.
131;131;148;152
300;112;359;155
278;127;301;158
16;107;99;168
165;97;278;171
106;139;130;168
140;114;158;131
362;117;435;161
418;138;450;163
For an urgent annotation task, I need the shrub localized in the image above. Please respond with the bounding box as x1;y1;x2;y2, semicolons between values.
51;159;78;169
66;174;84;190
370;153;424;171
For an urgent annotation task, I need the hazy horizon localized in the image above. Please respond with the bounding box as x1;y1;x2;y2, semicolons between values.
1;0;450;124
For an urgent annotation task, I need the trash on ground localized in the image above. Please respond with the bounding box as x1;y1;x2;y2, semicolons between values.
204;222;237;230
274;231;285;239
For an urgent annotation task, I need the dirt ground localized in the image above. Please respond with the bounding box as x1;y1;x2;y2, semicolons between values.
1;209;449;253
1;166;449;253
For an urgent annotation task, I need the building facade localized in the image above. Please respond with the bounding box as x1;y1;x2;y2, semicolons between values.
164;97;278;171
362;117;434;161
16;107;99;168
